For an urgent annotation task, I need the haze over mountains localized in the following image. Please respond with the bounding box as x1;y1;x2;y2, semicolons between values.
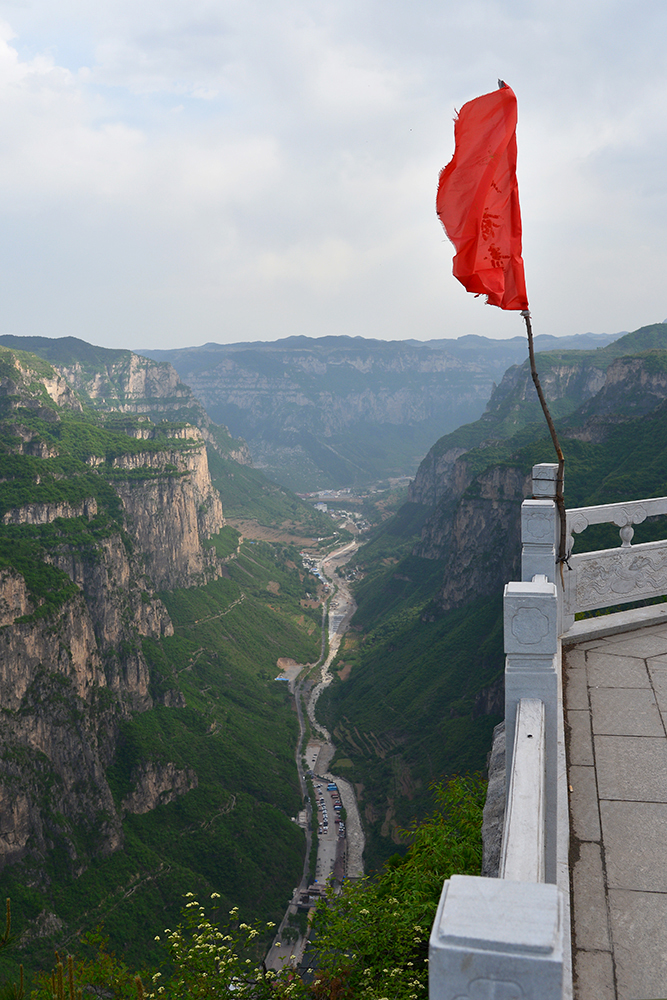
140;331;620;491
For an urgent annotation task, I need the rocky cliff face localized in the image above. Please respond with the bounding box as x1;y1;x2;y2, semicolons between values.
407;355;612;608
411;340;667;613
136;333;622;489
111;429;225;589
56;352;252;465
0;335;252;465
137;339;508;489
565;354;667;442
0;350;228;876
408;354;605;508
0;589;124;868
121;761;199;816
415;464;529;611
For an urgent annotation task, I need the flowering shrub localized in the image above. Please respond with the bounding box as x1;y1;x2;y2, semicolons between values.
147;896;302;999
24;775;484;1000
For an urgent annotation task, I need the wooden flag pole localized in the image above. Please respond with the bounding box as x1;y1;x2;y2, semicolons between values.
521;309;568;567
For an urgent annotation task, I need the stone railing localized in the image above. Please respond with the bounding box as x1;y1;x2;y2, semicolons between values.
430;464;568;1000
562;495;667;633
430;463;667;999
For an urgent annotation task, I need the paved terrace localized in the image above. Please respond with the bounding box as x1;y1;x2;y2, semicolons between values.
566;616;667;1000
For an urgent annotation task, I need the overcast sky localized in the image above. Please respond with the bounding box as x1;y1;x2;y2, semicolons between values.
0;0;665;350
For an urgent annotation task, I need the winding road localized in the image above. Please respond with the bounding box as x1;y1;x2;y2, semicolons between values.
266;538;364;971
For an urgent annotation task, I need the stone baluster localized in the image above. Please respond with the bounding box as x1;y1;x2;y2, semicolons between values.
504;575;559;883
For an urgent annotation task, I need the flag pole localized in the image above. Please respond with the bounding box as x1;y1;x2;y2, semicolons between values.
521;309;567;566
435;81;568;565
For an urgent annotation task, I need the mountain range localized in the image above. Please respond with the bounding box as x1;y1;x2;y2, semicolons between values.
1;322;666;978
0;339;329;980
139;331;620;491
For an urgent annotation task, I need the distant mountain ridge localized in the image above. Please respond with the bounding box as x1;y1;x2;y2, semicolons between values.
0;334;333;535
138;331;622;491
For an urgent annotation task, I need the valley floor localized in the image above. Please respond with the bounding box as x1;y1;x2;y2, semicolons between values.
266;539;364;971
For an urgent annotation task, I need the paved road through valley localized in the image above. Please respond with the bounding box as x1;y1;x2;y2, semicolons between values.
266;538;364;973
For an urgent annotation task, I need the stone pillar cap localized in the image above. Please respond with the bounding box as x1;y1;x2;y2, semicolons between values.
434;875;562;956
505;580;556;597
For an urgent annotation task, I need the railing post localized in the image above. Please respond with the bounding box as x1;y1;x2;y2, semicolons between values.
504;575;559;883
531;462;560;500
522;463;558;584
429;875;564;1000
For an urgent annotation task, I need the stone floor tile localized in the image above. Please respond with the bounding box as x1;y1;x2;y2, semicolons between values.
565;647;587;670
600;801;667;891
569;765;601;840
595;735;667;802
565;667;590;710
590;632;667;657
608;889;667;1000
586;653;650;689
573;949;616;1000
590;687;664;736
572;842;611;951
648;665;667;723
567;709;595;765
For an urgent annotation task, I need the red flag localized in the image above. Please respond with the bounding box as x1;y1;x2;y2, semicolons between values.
436;84;528;310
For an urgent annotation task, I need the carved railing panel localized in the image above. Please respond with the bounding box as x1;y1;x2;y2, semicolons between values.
563;497;667;618
564;539;667;616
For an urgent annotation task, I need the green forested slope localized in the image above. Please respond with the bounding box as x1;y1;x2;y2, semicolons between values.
0;346;324;983
0;538;321;979
420;322;667;463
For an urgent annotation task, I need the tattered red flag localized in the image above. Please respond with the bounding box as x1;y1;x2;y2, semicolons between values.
436;83;528;310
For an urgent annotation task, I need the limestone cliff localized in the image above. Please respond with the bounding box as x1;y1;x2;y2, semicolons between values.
111;428;225;589
0;349;228;876
408;355;605;509
0;335;251;465
137;339;502;489
0;590;124;868
411;336;667;612
565;352;667;442
121;761;199;816
416;464;529;611
55;349;252;465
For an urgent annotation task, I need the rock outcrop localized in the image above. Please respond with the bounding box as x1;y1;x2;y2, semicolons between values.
3;498;99;526
112;430;225;589
54;350;252;465
415;463;529;611
408;333;667;611
121;762;199;815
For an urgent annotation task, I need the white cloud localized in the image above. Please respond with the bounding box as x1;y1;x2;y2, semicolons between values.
0;0;666;346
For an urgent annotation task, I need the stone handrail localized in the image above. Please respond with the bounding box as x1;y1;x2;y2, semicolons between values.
430;464;667;999
500;697;545;882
